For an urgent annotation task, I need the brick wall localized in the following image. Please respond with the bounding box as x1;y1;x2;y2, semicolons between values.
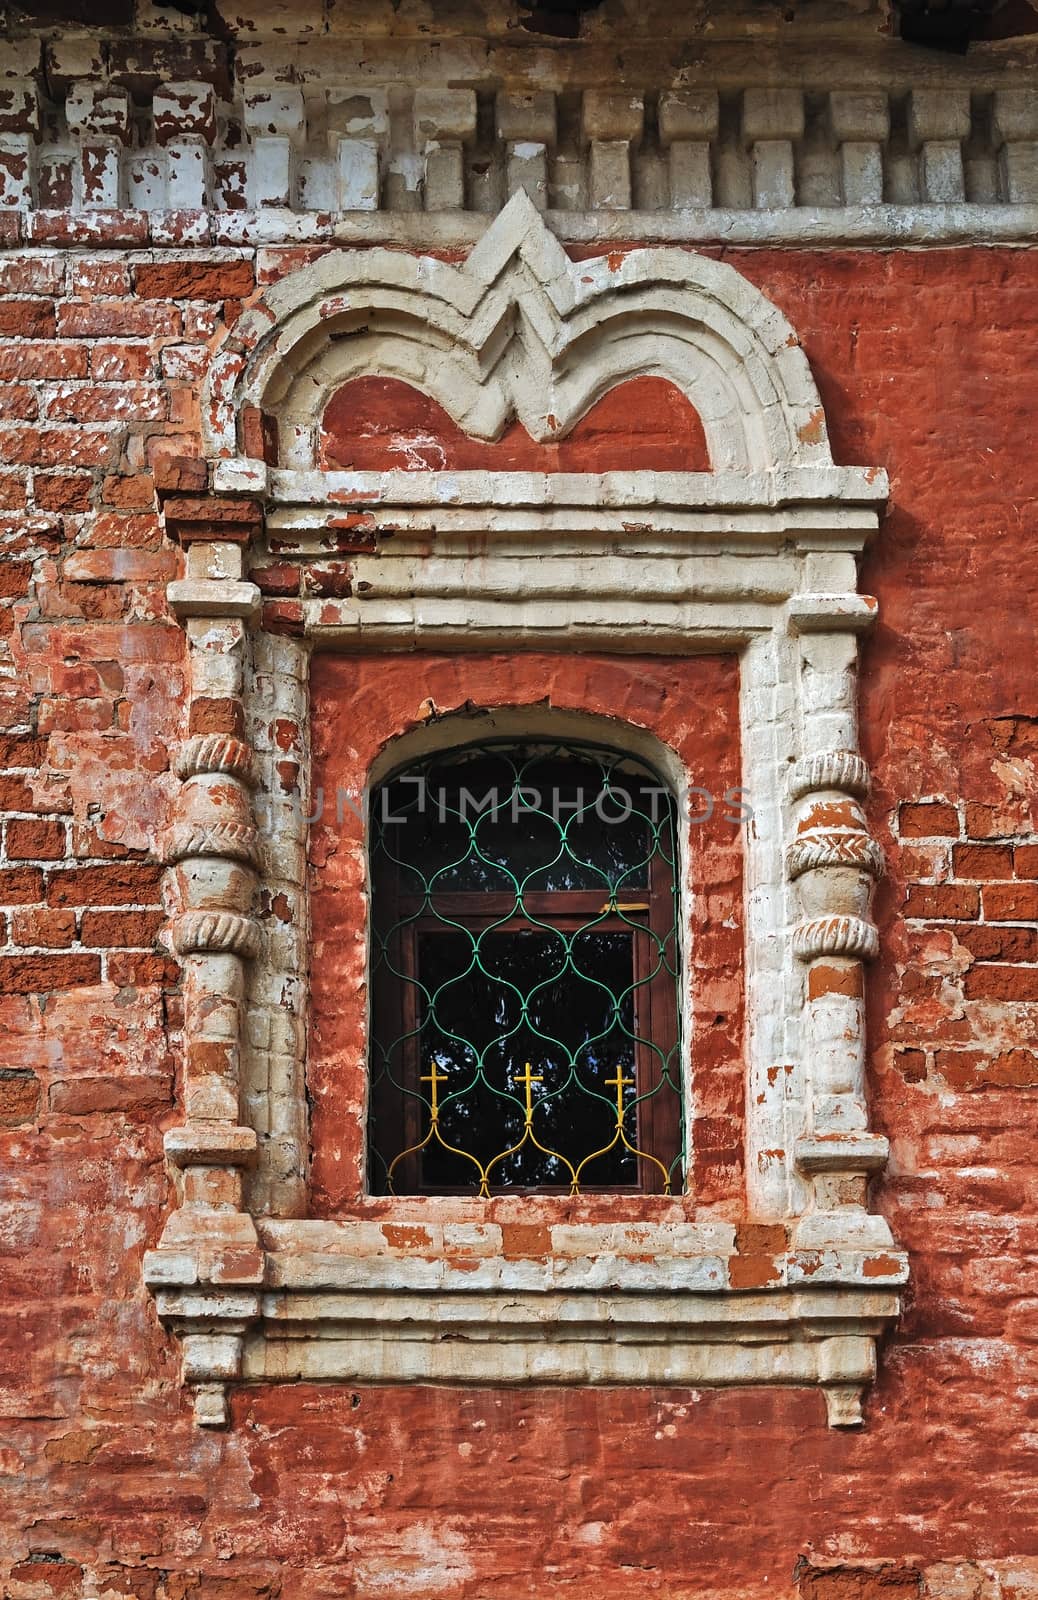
0;244;1037;1595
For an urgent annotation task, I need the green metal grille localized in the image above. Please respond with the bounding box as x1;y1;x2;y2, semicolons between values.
367;738;684;1195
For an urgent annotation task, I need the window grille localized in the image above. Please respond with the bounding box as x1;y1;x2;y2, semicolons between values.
367;739;683;1195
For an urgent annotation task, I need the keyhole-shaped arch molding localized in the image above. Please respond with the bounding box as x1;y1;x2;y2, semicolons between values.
203;190;839;479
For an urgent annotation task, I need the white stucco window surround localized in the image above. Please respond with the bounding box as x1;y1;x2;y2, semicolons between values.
145;194;907;1430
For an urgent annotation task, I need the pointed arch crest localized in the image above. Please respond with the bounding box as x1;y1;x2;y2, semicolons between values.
201;192;832;476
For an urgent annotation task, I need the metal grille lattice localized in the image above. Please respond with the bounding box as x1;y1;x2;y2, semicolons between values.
368;739;683;1195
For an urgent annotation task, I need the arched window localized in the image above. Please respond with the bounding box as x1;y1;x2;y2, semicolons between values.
367;738;682;1196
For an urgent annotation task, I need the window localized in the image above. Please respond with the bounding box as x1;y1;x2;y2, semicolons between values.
149;204;905;1430
368;739;682;1195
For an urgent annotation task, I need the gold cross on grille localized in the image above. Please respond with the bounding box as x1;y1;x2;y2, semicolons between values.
513;1061;543;1125
605;1068;634;1120
420;1060;449;1120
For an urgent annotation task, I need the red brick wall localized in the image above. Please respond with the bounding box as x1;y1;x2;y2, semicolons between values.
1;245;1037;1596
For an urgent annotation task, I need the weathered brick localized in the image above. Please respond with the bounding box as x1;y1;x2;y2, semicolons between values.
80;909;165;947
261;599;305;635
54;301;182;339
253;563;302;596
189;697;245;737
48;1076;172;1115
0;1070;40;1126
0;384;38;420
0;259;64;296
0;773;33;809
34;472;95;512
984;882;1038;921
44;384;170;424
0;512;63;556
0;559;31;598
5;818;67;860
952;843;1015;879
85;511;164;550
796;1562;922;1599
0;866;44;904
1015;844;1038;878
898;801;960;838
89;342;156;381
0;953;100;993
10;907;77;948
0;343;87;381
0;471;27;508
955;923;1038;962
0;736;44;767
71;259;132;297
63;548;176;584
964;964;1038;1002
147;437;208;492
904;883;980;920
28;210;149;248
937;1048;1038;1090
46;863;164;908
7;1555;83;1593
100;472;155;509
134;260;255;300
0;299;55;338
0;428;118;468
106;950;179;987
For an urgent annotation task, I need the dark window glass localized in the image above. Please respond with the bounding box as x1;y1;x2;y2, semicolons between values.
368;740;683;1195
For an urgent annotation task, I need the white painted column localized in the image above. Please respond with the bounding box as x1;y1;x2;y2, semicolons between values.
145;499;267;1428
243;629;310;1219
786;582;892;1247
741;630;807;1223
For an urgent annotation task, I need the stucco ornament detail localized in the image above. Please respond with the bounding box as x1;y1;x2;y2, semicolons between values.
147;194;907;1431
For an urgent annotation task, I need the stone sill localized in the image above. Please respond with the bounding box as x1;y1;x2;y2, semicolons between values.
250;1229;909;1295
145;1218;906;1426
148;1254;904;1429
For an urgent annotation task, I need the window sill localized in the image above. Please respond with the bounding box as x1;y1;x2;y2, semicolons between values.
145;1217;907;1430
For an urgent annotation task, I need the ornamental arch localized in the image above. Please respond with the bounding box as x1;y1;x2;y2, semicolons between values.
147;191;906;1431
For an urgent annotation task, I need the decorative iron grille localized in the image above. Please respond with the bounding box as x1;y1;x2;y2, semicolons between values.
367;738;684;1195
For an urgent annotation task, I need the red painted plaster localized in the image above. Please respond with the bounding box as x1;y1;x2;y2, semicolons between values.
0;246;1036;1594
320;373;711;473
307;651;745;1217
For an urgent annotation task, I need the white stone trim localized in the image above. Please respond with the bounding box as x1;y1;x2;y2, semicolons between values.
17;62;1038;242
203;192;832;471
